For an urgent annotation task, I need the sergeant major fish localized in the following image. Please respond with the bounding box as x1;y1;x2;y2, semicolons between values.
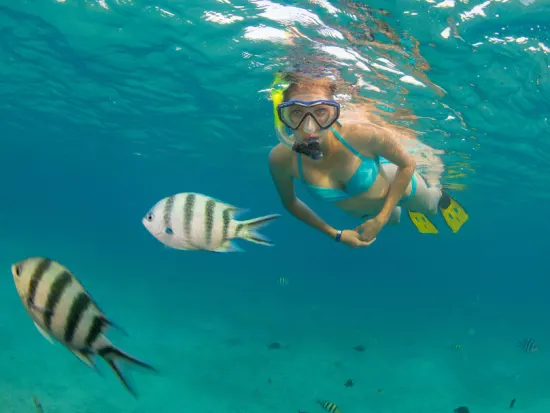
517;338;538;352
142;192;280;252
11;257;156;397
317;400;341;413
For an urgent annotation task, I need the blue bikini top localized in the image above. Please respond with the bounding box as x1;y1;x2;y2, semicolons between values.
296;126;381;203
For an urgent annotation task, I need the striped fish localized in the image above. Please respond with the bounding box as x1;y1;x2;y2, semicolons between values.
142;192;280;252
317;400;341;413
517;338;538;352
11;257;156;397
33;396;43;413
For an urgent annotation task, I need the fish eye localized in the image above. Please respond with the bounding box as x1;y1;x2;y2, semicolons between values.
165;227;173;235
12;264;22;278
146;212;154;221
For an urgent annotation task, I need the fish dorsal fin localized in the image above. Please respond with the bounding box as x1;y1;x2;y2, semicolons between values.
200;195;244;217
216;201;241;214
34;321;54;345
100;316;128;336
230;207;249;219
193;193;249;219
220;205;247;220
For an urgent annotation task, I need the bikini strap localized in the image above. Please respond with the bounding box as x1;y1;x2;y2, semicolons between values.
330;126;367;160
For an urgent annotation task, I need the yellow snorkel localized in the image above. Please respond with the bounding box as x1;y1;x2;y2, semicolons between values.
271;73;286;129
269;72;295;149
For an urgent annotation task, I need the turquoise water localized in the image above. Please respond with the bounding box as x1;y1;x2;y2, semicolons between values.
1;0;549;412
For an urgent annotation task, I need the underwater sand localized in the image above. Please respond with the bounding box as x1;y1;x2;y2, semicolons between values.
0;239;547;413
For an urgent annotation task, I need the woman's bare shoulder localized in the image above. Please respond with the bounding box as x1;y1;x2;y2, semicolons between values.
268;143;294;167
339;122;379;149
343;119;415;142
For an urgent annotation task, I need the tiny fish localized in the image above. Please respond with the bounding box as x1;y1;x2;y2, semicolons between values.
517;338;538;352
11;257;157;397
33;396;43;413
351;344;365;352
317;400;341;413
454;407;469;413
142;192;280;252
278;277;289;286
510;398;516;408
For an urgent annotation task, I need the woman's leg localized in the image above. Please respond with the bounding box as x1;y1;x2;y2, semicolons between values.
380;161;468;232
403;173;442;216
380;162;442;216
387;206;401;225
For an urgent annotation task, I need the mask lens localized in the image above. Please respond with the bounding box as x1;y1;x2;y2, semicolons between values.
278;101;339;130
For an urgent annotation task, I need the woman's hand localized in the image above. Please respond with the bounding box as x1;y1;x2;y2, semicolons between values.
339;229;376;248
355;216;386;243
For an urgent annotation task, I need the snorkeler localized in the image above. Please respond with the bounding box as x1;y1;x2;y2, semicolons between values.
267;71;468;248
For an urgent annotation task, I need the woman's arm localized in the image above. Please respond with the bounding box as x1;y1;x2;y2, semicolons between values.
361;126;416;225
268;147;338;239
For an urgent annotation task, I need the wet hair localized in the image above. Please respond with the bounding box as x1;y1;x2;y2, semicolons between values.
280;71;338;102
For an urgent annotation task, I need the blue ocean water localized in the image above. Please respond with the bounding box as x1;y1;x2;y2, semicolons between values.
1;0;549;412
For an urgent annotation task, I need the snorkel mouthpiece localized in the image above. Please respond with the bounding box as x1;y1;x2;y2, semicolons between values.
292;139;323;160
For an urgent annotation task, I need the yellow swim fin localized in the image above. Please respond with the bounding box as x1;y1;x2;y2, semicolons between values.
438;192;468;233
408;210;439;234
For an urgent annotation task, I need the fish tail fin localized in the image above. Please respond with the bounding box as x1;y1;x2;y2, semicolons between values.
98;345;157;397
238;214;280;246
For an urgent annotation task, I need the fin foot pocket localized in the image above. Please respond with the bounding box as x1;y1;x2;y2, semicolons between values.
438;192;468;233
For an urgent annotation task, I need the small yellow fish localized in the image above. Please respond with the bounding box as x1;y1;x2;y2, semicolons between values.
317;400;341;413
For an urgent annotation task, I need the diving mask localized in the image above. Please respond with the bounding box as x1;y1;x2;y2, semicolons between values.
277;99;340;130
270;74;338;161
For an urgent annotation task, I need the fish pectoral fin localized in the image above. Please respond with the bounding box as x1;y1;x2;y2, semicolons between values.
27;296;52;316
33;322;55;345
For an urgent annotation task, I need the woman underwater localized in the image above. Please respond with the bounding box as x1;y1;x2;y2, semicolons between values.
268;71;468;248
